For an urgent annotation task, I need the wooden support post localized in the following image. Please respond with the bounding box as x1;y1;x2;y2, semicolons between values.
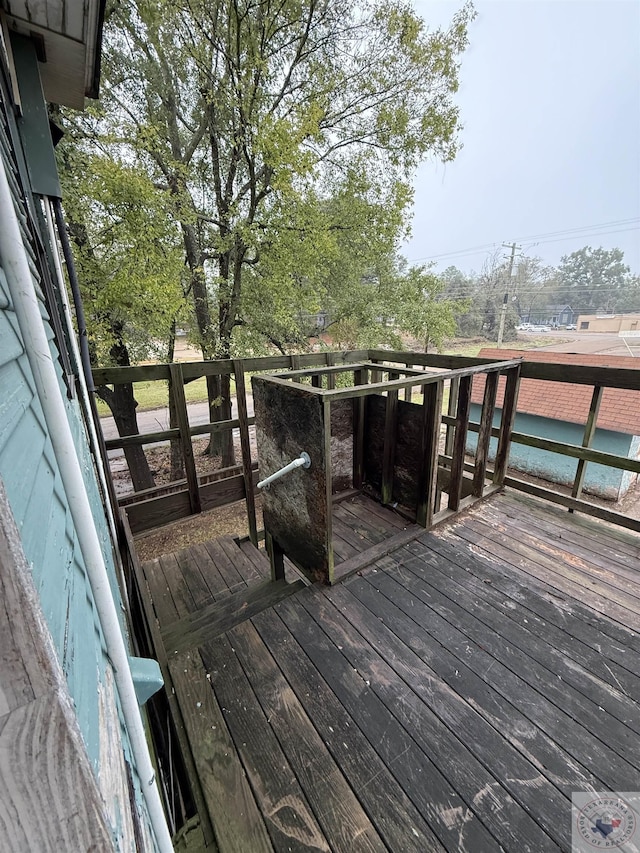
404;365;414;402
370;358;382;384
570;384;603;508
416;380;444;527
381;387;399;505
493;366;521;486
323;399;335;584
326;352;336;390
265;531;285;581
353;367;367;489
436;376;459;509
290;353;301;372
472;371;499;497
169;362;201;514
233;360;258;546
448;375;472;512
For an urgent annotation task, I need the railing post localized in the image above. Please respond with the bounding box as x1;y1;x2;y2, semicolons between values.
168;362;201;514
416;379;444;527
353;367;368;489
448;375;472;511
326;352;336;390
570;384;603;510
473;371;499;497
493;365;521;487
381;381;399;506
233;359;258;546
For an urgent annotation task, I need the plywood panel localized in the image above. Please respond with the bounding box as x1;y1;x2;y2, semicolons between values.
253;378;330;579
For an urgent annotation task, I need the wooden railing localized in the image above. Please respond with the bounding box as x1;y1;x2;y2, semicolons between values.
94;351;367;535
94;348;640;539
375;350;640;535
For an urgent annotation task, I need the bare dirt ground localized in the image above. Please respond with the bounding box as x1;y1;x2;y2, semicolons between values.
134;496;264;562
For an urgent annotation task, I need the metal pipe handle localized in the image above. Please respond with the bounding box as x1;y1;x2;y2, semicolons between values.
257;452;311;490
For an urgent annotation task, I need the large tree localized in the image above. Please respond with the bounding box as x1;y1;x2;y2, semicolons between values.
556;246;637;315
57;144;186;488
71;0;474;462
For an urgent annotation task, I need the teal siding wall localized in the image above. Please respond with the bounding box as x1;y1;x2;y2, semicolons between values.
0;54;154;850
0;254;107;768
468;404;634;499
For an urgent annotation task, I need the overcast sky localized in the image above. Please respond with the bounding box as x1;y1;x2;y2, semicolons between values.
404;0;640;276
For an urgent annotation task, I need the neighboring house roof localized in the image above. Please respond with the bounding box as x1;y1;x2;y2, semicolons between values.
472;348;640;436
2;0;104;106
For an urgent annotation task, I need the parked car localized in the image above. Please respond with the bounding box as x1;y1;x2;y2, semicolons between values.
566;324;577;330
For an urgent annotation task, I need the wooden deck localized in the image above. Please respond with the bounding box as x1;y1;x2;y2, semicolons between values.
141;490;640;852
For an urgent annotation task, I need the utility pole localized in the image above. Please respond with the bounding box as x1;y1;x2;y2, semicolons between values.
496;242;520;347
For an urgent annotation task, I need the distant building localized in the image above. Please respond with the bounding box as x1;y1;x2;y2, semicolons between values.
576;313;640;333
547;304;574;326
468;349;640;500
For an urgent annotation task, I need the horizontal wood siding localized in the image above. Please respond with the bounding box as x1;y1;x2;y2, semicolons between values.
0;75;154;848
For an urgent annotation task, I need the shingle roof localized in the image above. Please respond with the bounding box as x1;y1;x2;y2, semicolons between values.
471;348;640;436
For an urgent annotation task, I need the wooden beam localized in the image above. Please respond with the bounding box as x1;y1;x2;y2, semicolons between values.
381;388;399;505
233;360;258;546
169;362;201;514
448;375;472;511
416;380;444;528
265;531;285;581
504;476;640;534
473;370;499;497
571;385;603;506
323;399;335;584
125;471;256;534
325;352;336;390
493;366;521;486
352;367;367;489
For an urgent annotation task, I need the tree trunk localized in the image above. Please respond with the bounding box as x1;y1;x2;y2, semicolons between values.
96;329;155;492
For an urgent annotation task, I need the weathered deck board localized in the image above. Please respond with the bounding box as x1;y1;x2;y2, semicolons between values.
140;489;640;852
169;650;273;853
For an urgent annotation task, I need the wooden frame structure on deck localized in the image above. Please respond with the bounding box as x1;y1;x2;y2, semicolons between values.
251;358;522;583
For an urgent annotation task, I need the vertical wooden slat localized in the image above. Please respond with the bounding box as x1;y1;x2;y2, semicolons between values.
265;531;285;581
352;367;367;489
416;380;444;527
168;362;201;514
493;366;521;486
571;385;603;506
326;352;336;390
370;358;382;384
381;388;399;505
290;354;301;372
436;375;459;508
404;365;414;402
472;371;499;497
233;359;258;545
323;399;335;584
311;373;322;388
445;377;459;456
447;375;472;512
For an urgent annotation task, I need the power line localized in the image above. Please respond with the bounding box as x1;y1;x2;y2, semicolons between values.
407;218;640;264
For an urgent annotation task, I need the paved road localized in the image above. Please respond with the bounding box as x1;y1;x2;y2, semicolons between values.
100;395;255;443
100;395;255;466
